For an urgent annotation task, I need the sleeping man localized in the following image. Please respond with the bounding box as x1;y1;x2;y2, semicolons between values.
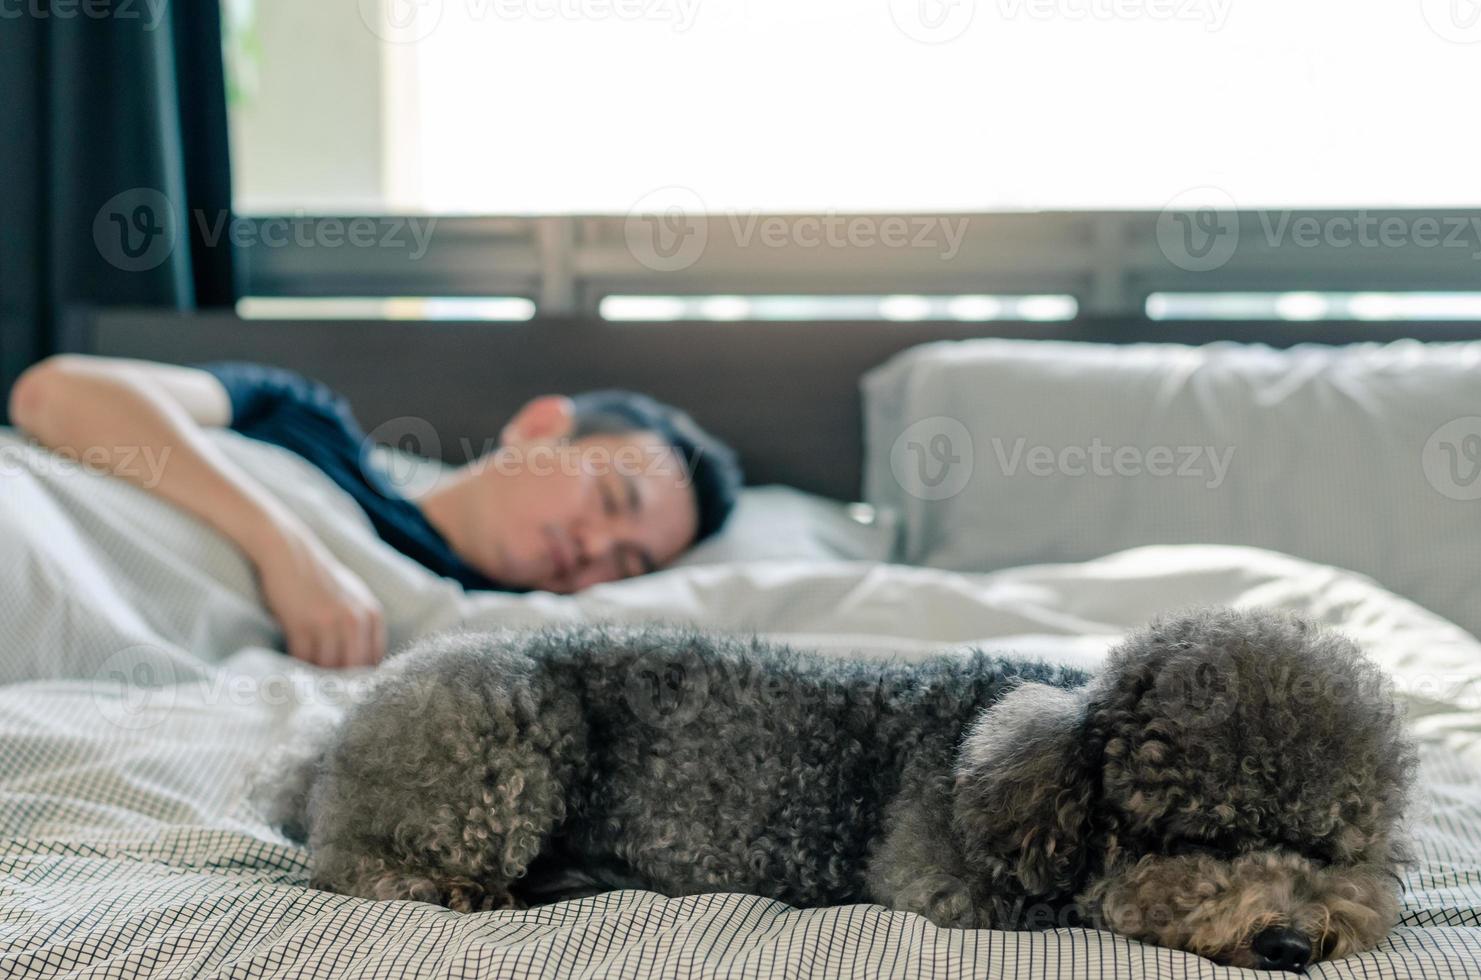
7;355;741;668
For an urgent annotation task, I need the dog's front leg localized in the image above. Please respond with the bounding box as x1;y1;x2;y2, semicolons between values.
304;641;587;912
865;766;977;929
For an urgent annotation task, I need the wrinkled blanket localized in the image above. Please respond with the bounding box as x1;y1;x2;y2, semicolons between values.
1;429;1478;978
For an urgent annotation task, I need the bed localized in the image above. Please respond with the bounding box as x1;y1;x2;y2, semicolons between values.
1;424;1479;979
5;316;1480;977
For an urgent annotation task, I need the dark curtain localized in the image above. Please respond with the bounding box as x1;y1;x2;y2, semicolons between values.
0;0;236;411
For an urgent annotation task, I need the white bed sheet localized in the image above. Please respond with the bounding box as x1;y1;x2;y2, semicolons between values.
1;429;1478;978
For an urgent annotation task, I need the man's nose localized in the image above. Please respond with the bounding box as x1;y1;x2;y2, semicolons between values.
571;521;613;564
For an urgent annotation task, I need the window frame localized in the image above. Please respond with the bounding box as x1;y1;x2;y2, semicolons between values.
238;210;1481;320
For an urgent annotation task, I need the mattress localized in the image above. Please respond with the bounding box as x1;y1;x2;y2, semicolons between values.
1;430;1478;978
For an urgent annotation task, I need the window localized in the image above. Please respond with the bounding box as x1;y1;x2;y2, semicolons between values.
600;295;1077;322
224;1;1481;319
229;0;1481;214
1147;293;1481;322
237;297;536;320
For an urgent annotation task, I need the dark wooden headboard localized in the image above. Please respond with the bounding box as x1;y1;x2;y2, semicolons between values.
70;308;1481;501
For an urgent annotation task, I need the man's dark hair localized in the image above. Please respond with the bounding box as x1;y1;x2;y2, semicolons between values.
568;390;743;544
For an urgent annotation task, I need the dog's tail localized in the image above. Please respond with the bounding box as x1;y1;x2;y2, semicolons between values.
245;713;337;844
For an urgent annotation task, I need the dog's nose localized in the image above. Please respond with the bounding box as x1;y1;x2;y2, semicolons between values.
1251;927;1313;972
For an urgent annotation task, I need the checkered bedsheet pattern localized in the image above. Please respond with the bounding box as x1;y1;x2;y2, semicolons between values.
1;678;1478;979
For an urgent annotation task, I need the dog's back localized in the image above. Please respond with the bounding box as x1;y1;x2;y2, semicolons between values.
520;626;1090;906
282;624;1089;911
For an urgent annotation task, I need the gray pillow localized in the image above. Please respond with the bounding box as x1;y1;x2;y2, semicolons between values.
863;338;1481;640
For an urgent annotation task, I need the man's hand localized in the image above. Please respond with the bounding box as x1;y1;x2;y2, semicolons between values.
254;527;387;668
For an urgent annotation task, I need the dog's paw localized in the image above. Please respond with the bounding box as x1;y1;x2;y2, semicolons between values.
894;872;977;929
444;880;520;913
357;871;518;913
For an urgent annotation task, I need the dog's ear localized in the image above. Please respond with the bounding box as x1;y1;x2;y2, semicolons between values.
953;683;1097;907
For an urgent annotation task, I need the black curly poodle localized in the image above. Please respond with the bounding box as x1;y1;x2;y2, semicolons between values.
261;607;1417;972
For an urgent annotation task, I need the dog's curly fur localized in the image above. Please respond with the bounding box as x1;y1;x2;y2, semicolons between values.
260;607;1417;971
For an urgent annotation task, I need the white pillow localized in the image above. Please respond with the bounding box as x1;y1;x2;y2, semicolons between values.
367;446;900;570
863;338;1481;639
668;486;899;569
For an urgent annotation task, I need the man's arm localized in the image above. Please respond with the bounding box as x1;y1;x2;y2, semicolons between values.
8;355;385;667
10;356;283;550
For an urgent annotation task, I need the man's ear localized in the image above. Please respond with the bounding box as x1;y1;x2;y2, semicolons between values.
953;682;1097;906
501;395;575;447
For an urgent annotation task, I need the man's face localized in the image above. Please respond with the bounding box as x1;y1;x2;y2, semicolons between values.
473;398;699;593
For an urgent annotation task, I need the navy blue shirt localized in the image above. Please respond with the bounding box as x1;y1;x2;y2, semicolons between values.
199;362;505;592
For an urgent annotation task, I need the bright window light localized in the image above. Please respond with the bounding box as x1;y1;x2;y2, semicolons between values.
1146;293;1481;322
600;295;1078;322
599;296;691;321
1017;296;1080;322
945;295;1005;321
877;296;933;321
236;296;536;321
695;296;752;321
1272;292;1331;322
229;2;1481;214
